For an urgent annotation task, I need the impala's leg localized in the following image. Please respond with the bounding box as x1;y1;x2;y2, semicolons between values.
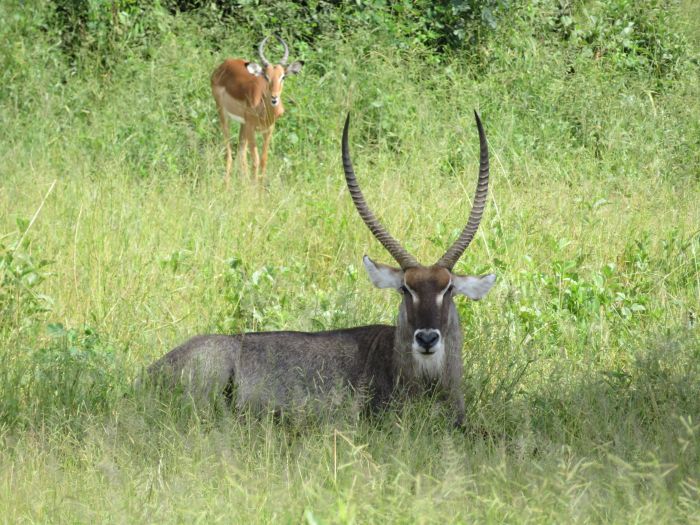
238;123;249;178
246;125;260;181
260;125;274;180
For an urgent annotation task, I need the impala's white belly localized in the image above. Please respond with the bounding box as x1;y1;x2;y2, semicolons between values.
215;87;248;122
227;112;245;124
215;86;272;129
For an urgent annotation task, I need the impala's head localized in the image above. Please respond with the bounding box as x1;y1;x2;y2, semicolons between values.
245;35;303;107
342;112;496;364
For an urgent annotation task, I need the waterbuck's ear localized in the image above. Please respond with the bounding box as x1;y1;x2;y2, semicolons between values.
452;274;496;300
286;61;304;75
246;62;264;76
363;255;403;289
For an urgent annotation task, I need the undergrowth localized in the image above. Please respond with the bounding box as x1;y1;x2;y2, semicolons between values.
0;0;698;522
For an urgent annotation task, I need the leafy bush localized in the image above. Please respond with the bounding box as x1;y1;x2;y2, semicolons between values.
44;0;693;82
568;0;690;78
0;324;120;427
49;0;170;69
215;256;292;332
0;234;53;333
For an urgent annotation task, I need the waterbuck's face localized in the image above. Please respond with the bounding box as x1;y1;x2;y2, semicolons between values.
364;256;495;362
342;110;494;374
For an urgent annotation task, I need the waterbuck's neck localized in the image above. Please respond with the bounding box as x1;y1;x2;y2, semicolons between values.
392;301;463;386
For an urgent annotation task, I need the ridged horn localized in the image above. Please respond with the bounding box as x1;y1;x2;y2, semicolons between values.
435;110;490;269
258;36;270;67
342;114;419;270
276;35;289;66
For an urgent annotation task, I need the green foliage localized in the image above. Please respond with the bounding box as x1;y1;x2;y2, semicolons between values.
0;236;53;333
166;0;510;53
0;323;119;428
0;0;699;520
50;0;171;69
216;257;293;332
569;0;690;78
398;0;511;50
31;324;118;413
45;0;693;77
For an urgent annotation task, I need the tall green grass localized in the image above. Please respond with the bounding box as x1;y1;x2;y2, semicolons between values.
1;1;699;522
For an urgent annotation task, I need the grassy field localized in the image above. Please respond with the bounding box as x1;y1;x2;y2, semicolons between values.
1;1;699;522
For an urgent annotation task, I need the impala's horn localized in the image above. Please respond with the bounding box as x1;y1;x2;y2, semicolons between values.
435;111;490;270
276;35;289;66
258;36;271;67
342;114;419;270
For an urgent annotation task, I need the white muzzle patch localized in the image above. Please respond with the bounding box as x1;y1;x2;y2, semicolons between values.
412;329;444;379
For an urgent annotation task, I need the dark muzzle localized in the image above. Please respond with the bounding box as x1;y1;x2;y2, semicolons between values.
415;330;440;352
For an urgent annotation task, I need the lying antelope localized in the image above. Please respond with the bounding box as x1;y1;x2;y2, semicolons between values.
211;35;303;185
148;112;495;427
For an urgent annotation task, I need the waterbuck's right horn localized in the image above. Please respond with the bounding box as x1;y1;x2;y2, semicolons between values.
435;111;489;270
342;114;419;270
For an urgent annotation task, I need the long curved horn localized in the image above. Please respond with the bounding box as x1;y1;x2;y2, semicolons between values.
435;111;489;269
258;36;270;67
342;114;419;270
276;35;289;66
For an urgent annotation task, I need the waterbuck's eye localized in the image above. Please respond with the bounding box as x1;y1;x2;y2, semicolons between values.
447;284;455;294
399;285;410;295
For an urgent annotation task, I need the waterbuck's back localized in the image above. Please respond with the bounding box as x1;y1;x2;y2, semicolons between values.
147;325;395;412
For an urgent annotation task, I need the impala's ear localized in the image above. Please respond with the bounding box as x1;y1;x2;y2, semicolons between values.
363;255;403;289
452;274;496;300
246;62;264;76
286;61;304;75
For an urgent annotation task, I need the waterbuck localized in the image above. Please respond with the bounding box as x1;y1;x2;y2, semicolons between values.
211;35;303;185
148;112;495;427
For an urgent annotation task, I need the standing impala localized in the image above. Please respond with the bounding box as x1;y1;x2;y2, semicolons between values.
211;35;303;184
148;112;495;427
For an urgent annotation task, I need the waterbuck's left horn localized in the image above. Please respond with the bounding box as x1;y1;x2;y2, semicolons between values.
342;114;419;270
435;111;490;270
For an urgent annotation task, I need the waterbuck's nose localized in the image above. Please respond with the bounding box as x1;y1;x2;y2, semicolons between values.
415;329;440;352
270;96;279;106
